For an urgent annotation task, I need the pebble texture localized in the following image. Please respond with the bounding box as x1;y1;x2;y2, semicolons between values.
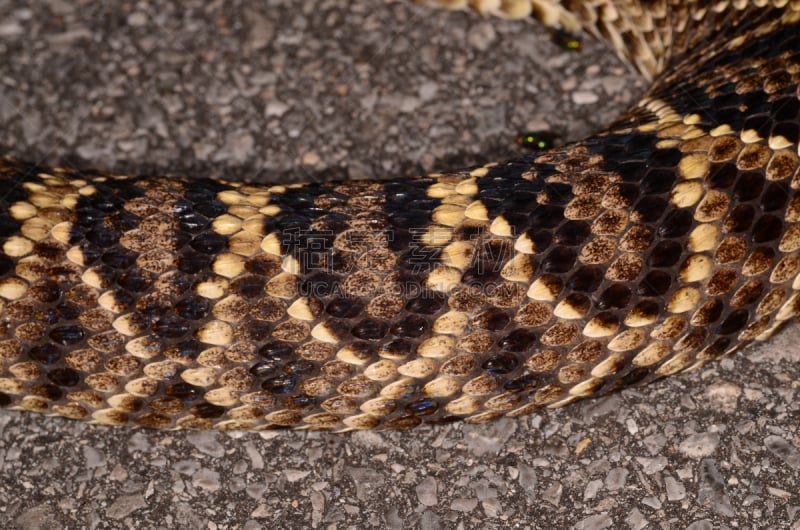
0;0;799;528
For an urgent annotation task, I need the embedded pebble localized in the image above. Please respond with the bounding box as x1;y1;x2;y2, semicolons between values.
637;456;668;474
126;12;148;27
246;9;275;50
243;442;265;470
15;506;54;530
174;459;201;476
451;497;479;512
572;90;600;104
542;483;564;506
463;418;518;456
642;433;668;455
467;22;496;51
415;476;438;506
285;469;312;482
605;467;629;490
574;513;613;529
679;432;721;458
625;508;648;530
265;100;290;117
106;494;147;519
518;463;537;502
192;468;221;492
186;431;226;458
665;476;687;501
347;467;385;501
697;459;735;517
420;510;441;530
83;446;106;468
765;435;800;470
705;382;742;414
582;395;623;421
685;520;713;530
583;479;603;500
418;82;438;101
642;496;662;509
216;131;256;163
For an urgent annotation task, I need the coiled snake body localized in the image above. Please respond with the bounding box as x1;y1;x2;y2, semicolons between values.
1;1;799;430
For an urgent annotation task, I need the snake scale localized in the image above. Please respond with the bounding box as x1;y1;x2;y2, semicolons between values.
1;0;799;431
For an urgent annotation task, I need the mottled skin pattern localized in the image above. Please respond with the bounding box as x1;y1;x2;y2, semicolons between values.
1;1;799;430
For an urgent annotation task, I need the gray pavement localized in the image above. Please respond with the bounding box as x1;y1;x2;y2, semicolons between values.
0;1;799;528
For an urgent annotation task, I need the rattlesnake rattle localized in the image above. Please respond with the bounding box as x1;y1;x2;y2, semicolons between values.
0;0;799;431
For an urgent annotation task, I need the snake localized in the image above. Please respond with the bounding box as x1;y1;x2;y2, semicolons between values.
0;0;799;431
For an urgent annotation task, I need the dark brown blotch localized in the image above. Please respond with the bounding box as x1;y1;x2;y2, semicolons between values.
543;246;578;273
733;171;765;201
638;270;672;296
717;309;750;335
724;204;755;232
597;284;632;309
648;240;683;268
230;275;267;298
567;265;604;292
555;220;590;246
499;329;537;352
47;367;81;387
473;308;510;331
31;383;62;401
659;209;694;238
351;319;388;341
390;315;429;338
165;382;203;400
191;402;226;419
482;352;519;375
28;343;62;364
691;299;724;326
325;297;363;319
29;280;61;303
761;182;789;211
752;214;782;243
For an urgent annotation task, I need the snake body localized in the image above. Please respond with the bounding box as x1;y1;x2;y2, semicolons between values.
1;1;799;430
